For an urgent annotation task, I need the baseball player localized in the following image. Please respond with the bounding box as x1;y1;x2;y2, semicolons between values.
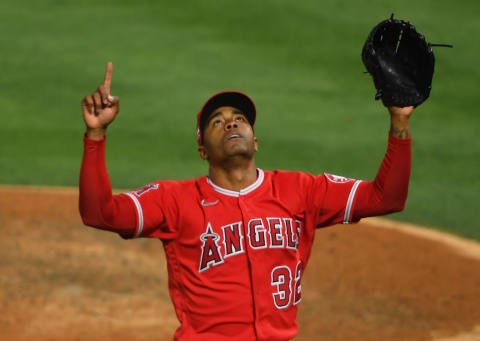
80;62;412;340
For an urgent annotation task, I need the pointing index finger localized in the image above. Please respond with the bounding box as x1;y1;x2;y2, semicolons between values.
104;62;113;94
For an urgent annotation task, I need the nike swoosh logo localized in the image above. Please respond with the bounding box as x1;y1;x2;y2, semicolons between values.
201;199;219;207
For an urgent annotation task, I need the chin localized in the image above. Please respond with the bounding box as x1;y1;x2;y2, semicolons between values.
221;139;256;159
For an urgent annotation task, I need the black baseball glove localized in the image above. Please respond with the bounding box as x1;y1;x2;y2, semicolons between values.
362;14;451;108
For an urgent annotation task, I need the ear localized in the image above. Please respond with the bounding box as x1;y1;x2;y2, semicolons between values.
254;136;258;152
198;145;208;160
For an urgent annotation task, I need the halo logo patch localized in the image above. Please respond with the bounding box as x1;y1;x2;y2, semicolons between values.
133;184;159;197
324;173;353;184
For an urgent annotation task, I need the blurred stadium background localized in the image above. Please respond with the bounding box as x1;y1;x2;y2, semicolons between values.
0;0;478;238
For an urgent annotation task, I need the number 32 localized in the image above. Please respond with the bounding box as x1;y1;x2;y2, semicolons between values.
271;261;303;309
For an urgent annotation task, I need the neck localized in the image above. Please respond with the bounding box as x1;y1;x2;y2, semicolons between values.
208;158;257;192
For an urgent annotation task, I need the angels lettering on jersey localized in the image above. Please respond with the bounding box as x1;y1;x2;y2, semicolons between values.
199;217;301;273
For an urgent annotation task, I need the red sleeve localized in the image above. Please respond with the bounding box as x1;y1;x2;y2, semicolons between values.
307;173;362;227
123;181;179;240
352;134;411;221
79;135;139;238
79;135;177;240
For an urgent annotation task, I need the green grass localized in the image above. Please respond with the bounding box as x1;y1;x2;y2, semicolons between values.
1;0;479;239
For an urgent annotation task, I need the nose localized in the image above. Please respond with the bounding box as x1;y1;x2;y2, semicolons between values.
225;118;238;131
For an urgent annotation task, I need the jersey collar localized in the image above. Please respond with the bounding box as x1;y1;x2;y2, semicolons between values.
206;169;264;197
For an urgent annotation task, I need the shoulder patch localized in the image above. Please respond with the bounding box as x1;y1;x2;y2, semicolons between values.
324;173;354;184
132;183;159;197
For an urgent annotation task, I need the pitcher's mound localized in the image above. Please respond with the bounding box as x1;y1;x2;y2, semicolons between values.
1;186;479;341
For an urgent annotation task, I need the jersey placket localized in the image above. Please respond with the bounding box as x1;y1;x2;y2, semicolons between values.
237;194;262;338
205;170;266;338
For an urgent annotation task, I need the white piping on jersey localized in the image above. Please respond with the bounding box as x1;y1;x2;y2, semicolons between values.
343;180;362;224
125;192;144;237
207;169;264;197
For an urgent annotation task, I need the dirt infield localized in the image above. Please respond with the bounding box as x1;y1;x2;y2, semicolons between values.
1;186;480;341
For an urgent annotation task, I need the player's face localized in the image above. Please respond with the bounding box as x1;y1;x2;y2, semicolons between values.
198;106;258;163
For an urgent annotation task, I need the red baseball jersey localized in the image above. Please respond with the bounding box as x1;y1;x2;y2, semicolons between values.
124;170;361;340
79;134;411;341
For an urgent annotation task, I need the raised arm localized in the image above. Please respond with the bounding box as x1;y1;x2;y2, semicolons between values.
352;106;413;220
79;62;137;235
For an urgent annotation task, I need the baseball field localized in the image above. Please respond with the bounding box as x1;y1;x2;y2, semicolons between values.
1;0;479;340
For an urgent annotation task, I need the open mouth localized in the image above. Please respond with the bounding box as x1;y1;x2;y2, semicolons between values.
227;134;241;140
